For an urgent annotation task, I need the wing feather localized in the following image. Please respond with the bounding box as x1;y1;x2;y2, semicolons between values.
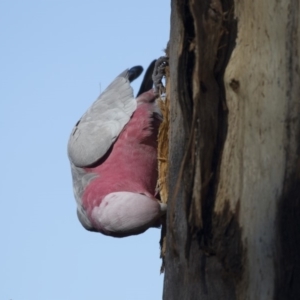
68;69;137;167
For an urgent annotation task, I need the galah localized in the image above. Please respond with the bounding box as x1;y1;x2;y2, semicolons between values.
68;62;166;237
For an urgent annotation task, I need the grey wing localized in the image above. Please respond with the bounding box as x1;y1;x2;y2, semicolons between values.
70;163;97;231
68;69;137;167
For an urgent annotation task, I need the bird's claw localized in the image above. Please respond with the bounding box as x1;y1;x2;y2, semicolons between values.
152;56;169;96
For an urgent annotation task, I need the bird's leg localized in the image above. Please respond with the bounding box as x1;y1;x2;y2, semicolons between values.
152;56;169;96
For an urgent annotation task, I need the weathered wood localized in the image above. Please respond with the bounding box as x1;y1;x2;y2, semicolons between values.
163;0;300;299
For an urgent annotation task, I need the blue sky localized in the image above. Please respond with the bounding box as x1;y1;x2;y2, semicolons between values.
0;1;170;299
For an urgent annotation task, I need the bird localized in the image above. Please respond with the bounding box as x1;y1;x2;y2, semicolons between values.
67;61;166;237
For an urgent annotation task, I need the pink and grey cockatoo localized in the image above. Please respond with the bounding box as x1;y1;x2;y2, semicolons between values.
68;62;166;237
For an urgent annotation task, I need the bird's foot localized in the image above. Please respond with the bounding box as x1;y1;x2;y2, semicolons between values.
152;56;169;96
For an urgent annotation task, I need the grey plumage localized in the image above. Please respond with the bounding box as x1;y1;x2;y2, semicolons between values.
68;69;137;168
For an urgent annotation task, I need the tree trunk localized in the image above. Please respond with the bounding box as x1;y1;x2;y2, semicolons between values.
163;0;300;299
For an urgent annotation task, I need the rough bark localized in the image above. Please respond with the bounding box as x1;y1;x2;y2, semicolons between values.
163;0;300;299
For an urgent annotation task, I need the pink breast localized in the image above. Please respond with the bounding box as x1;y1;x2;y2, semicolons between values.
82;99;160;217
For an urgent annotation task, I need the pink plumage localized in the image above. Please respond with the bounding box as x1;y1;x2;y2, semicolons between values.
68;64;166;237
